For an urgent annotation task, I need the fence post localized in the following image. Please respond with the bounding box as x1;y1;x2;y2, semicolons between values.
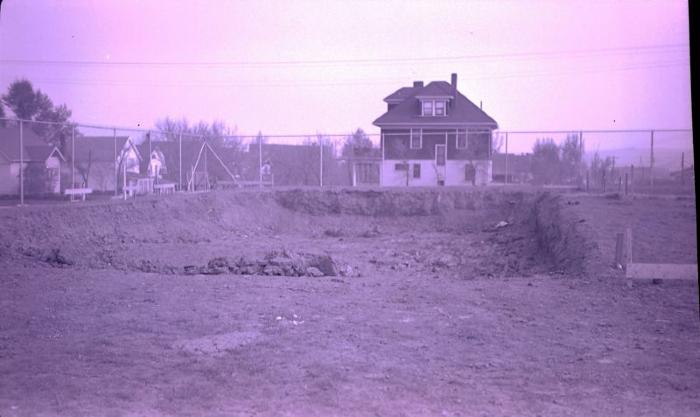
650;130;655;192
624;173;628;195
585;170;589;193
504;132;509;185
113;128;118;196
178;132;182;191
19;120;24;206
630;164;634;194
319;137;323;187
380;133;384;186
681;152;685;186
71;125;75;189
258;135;263;188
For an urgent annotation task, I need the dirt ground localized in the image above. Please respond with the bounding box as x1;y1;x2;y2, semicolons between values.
565;193;697;265
1;188;698;417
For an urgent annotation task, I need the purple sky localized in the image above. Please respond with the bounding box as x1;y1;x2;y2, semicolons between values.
0;0;692;150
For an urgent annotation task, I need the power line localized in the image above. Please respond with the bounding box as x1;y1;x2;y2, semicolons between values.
0;43;689;68
7;57;688;88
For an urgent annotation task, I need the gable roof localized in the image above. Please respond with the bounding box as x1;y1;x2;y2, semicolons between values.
65;136;141;163
0;126;63;162
374;80;498;128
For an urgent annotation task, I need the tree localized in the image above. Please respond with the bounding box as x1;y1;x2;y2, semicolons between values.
560;133;584;184
342;128;373;157
531;138;561;185
589;151;614;191
154;117;239;146
0;102;5;127
1;79;75;149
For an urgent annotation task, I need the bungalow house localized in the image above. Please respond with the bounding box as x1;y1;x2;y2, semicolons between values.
65;136;141;192
0;126;65;195
373;73;498;186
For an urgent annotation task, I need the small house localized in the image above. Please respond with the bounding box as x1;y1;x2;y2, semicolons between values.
0;126;65;195
65;136;142;192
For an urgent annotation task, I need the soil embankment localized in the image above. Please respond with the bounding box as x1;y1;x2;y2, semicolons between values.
0;188;597;276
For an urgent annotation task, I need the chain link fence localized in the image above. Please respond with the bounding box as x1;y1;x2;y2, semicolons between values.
0;116;693;206
493;129;694;195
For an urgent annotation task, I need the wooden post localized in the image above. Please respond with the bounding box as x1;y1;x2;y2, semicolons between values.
618;176;622;193
681;152;686;185
319;137;323;187
625;228;633;266
585;170;589;192
630;165;634;194
624;173;628;195
615;232;624;268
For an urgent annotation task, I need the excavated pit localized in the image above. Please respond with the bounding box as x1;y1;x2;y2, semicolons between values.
0;188;596;277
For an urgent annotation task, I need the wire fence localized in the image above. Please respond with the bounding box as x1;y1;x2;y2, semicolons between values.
0;116;693;206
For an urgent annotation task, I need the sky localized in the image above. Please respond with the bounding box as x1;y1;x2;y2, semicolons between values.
0;0;692;152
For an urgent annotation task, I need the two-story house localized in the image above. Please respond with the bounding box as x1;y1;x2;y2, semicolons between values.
373;73;498;186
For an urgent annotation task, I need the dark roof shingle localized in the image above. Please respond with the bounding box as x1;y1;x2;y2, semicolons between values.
374;80;498;128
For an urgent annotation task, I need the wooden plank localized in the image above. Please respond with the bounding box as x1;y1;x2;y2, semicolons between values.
626;263;698;281
64;188;93;195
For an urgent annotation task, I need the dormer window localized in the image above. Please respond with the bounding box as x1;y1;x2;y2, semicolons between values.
422;101;433;116
435;100;445;116
421;99;448;116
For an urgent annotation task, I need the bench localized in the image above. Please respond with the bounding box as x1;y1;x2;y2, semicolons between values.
64;188;93;202
153;183;176;195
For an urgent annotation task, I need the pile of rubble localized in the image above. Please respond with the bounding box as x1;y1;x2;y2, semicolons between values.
184;249;359;278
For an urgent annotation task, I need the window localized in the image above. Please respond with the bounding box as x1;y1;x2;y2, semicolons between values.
435;101;446;116
395;162;408;171
422;100;433;116
456;129;468;149
410;129;422;149
413;163;421;178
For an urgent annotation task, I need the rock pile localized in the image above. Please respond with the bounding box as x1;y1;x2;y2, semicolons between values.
184;249;359;277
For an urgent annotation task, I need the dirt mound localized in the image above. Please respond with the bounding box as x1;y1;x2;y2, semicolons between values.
0;188;595;278
272;188;508;216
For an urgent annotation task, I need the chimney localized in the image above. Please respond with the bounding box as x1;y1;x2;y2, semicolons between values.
413;81;424;88
451;73;457;90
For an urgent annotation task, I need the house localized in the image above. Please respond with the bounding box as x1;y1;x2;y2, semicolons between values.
373;73;498;186
65;136;141;192
491;153;533;183
0;126;65;195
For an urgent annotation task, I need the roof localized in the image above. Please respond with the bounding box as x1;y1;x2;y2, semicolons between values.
374;80;498;128
65;136;140;163
0;125;63;162
384;87;419;102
